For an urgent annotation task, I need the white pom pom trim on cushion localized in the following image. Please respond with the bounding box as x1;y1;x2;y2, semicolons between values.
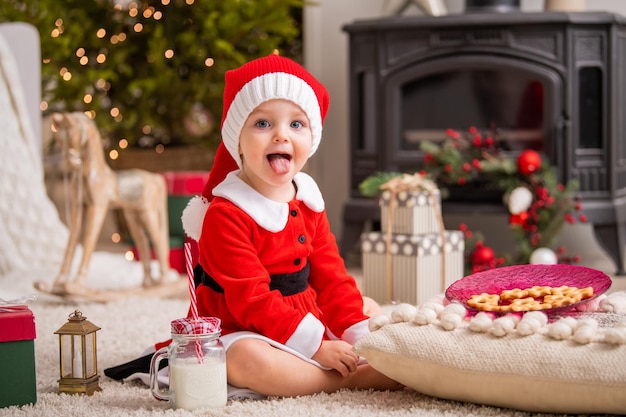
368;291;626;345
369;314;391;332
181;195;209;241
391;303;418;323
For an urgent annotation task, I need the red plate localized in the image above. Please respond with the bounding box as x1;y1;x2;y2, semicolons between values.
445;264;612;314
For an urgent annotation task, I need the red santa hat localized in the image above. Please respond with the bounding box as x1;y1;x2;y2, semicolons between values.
182;54;330;241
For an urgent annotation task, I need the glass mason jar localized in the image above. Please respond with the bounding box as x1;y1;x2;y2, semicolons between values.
150;317;227;410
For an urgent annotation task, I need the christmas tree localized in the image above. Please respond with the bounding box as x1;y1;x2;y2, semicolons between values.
0;0;303;150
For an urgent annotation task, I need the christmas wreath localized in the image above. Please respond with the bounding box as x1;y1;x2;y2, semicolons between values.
359;127;586;274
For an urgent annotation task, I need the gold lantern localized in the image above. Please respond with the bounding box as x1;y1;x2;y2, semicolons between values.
54;310;102;395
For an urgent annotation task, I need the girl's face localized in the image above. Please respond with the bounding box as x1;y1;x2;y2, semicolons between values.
238;99;313;201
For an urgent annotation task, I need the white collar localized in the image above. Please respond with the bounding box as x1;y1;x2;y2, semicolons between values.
212;171;325;232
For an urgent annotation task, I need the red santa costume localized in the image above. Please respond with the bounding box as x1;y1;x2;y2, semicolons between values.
104;55;373;396
182;54;371;366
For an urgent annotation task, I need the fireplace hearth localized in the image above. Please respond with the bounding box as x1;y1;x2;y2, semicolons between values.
341;11;626;275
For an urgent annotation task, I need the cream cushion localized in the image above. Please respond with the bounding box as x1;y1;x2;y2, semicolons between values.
355;295;626;414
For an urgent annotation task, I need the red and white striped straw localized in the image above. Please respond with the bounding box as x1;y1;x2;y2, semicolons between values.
185;243;199;322
184;242;203;363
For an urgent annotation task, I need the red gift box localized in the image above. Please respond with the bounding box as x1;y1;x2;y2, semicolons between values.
0;305;37;407
161;171;210;196
133;171;208;275
132;236;199;275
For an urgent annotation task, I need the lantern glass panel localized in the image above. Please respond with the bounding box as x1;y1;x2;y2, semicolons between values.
84;333;96;376
60;334;71;378
73;335;84;378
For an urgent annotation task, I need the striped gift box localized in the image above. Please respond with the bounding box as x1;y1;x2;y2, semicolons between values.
379;189;441;235
361;230;464;305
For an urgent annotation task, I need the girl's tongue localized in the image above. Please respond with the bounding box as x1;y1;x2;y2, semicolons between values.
268;154;291;175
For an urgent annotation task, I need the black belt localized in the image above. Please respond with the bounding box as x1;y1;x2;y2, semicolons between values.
194;262;310;297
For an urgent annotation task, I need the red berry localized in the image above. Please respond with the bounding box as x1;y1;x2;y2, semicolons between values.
509;212;528;225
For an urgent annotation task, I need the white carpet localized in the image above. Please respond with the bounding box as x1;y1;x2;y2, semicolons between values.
0;254;616;417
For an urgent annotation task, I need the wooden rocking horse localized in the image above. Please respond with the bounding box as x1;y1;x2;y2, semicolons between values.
35;112;174;300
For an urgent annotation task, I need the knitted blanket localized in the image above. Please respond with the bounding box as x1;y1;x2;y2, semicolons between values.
0;31;68;276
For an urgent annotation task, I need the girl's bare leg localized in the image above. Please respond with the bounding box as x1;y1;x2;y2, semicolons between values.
227;338;401;397
362;296;384;316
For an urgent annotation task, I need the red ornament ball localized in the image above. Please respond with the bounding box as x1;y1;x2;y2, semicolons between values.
472;245;495;265
517;150;542;175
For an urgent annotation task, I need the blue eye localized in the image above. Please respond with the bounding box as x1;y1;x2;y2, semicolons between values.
291;121;303;129
256;120;270;128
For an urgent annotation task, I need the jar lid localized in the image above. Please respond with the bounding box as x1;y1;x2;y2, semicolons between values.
170;317;221;335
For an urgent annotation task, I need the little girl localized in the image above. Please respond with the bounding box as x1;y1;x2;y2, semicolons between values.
183;54;399;397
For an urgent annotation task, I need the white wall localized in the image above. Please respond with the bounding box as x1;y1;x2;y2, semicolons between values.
304;0;626;267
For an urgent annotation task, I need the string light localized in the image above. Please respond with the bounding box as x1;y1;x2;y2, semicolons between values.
109;149;119;160
51;18;64;37
60;67;72;81
95;79;109;91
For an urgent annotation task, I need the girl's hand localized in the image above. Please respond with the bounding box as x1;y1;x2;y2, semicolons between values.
312;340;359;377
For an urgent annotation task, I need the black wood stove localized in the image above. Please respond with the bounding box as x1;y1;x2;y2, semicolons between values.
341;11;626;274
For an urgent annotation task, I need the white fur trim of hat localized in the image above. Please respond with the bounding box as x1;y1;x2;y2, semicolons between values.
221;72;323;168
